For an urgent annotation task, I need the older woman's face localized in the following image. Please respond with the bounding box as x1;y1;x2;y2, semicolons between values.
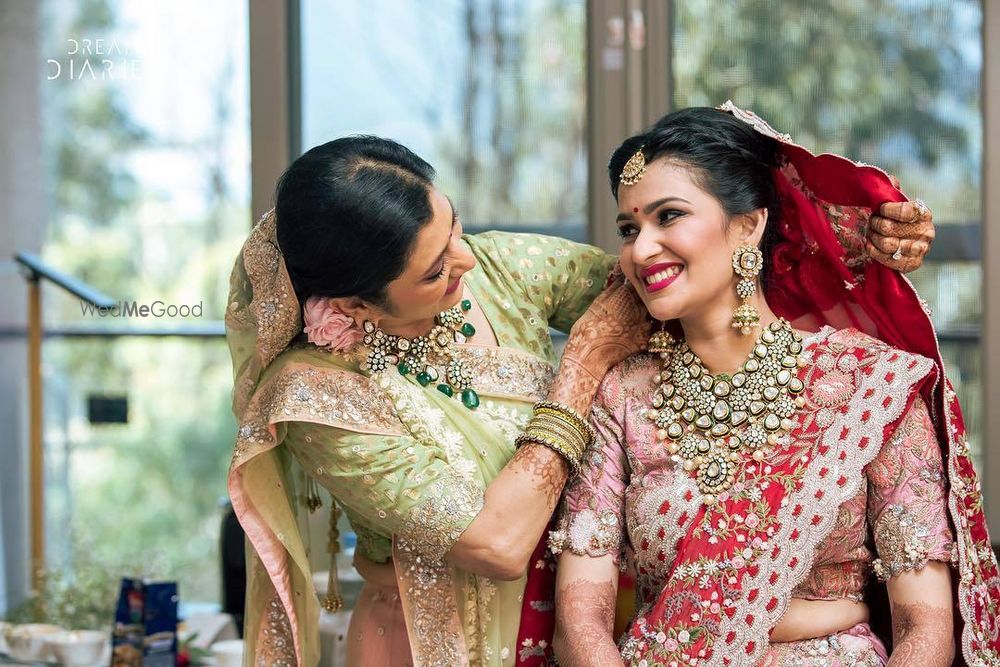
615;159;748;323
379;187;477;325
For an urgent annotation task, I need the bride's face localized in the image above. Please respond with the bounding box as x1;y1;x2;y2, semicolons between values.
376;187;477;327
615;158;754;324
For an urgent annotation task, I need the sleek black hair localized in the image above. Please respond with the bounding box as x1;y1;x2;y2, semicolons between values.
608;107;784;289
274;135;437;310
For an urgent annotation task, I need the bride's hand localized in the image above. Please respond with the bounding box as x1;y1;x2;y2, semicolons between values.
548;265;650;416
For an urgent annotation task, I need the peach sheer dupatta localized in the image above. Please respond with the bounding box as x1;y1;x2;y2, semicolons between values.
225;210;319;666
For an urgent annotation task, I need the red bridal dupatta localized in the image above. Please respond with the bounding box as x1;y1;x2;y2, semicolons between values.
515;102;1000;667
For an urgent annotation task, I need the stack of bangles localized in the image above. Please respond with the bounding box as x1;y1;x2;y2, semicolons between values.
514;400;596;475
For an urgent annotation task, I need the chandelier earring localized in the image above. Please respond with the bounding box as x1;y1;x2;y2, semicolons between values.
731;245;764;335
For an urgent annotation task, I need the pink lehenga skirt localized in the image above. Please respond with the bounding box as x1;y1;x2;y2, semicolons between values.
345;581;412;667
759;623;888;666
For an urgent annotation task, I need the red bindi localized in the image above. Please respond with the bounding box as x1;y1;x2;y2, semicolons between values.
633;207;639;213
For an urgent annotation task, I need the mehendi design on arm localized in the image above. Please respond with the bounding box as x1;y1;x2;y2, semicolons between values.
887;601;955;667
548;355;603;416
554;579;623;667
509;442;570;506
552;277;650;416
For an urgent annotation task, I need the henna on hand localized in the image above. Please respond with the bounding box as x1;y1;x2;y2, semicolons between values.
886;601;954;666
509;442;570;506
866;200;935;274
552;270;650;415
554;579;624;667
548;356;603;416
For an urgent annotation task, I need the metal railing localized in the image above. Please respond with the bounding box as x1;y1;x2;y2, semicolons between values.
12;253;225;588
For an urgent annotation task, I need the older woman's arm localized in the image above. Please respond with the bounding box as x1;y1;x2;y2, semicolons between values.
885;562;954;666
553;554;624;667
447;274;646;579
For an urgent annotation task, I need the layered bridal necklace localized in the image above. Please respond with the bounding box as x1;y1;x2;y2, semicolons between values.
360;299;481;409
645;319;807;504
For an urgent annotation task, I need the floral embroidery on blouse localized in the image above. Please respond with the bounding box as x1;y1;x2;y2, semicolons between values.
872;504;933;581
399;469;486;561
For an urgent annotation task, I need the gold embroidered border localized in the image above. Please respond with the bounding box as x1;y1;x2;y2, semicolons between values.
398;469;486;561
393;537;471;667
254;593;297;667
453;345;554;401
232;362;405;467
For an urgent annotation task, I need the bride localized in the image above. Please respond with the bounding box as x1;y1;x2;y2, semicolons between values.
547;105;999;666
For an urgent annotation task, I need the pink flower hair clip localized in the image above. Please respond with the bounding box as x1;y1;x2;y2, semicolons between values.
302;296;364;352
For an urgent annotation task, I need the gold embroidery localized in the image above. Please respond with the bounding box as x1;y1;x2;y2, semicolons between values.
393;538;470;667
872;504;934;581
227;210;303;418
232;362;405;467
452;345;554;401
399;469;485;561
255;594;296;667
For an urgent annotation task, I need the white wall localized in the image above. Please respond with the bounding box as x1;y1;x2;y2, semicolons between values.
0;0;48;613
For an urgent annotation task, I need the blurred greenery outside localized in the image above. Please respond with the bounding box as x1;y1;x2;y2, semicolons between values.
30;0;248;619
24;0;982;621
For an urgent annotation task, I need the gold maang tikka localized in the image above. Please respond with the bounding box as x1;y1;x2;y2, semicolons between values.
619;148;647;186
731;245;764;335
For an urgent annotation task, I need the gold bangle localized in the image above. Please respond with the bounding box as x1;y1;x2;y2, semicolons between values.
532;401;596;449
516;422;585;461
524;413;588;456
514;432;583;474
529;416;588;458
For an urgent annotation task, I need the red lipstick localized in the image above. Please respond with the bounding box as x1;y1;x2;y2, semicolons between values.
639;262;684;293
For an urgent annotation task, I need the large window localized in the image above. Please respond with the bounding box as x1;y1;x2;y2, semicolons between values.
299;0;588;239
669;0;984;471
37;0;250;610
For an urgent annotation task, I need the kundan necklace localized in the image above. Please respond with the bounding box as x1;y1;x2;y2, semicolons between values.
360;299;481;409
645;319;807;504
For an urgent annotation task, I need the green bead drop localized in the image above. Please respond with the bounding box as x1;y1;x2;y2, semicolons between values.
416;371;432;386
436;384;454;398
460;322;476;337
397;362;411;376
461;388;480;409
461;299;472;311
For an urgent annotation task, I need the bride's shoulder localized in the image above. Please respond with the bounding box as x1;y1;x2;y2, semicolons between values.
597;353;661;406
803;326;934;371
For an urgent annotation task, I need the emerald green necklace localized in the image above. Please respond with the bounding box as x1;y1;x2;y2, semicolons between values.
360;299;481;409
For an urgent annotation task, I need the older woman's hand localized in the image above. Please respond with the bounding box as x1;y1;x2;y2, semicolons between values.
866;200;935;274
548;266;650;416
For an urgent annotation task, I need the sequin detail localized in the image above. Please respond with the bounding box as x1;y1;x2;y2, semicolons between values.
872;504;934;581
399;470;485;561
254;594;296;667
232;363;405;467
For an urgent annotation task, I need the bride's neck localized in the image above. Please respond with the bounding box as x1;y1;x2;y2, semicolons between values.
679;296;778;375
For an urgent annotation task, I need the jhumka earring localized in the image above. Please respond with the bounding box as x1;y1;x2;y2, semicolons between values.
646;322;675;355
731;245;764;335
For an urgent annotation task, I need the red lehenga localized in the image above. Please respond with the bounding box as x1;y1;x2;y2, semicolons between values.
514;103;1000;667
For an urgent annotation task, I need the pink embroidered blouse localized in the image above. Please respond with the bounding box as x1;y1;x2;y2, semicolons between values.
550;328;955;609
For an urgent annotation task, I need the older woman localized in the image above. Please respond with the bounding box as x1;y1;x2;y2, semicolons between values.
224;131;933;666
547;105;1000;666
